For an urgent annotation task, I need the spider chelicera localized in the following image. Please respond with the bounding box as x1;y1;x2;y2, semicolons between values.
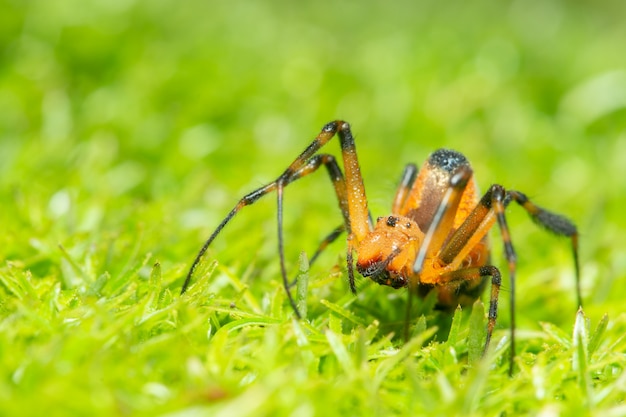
181;120;580;374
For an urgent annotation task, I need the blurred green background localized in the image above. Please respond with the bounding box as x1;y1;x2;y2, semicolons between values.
1;0;625;415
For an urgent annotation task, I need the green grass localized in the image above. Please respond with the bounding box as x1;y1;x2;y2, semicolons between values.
2;0;626;415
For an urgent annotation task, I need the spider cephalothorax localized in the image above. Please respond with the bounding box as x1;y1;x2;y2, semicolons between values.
356;215;422;289
182;120;580;375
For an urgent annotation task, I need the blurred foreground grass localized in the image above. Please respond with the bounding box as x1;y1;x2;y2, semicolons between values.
1;0;626;415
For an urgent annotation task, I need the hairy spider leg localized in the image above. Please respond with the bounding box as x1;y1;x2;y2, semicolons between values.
392;163;419;214
280;121;372;301
181;121;342;296
182;121;372;317
433;265;502;352
435;184;578;375
276;153;349;312
390;164;420;336
287;223;348;289
182;152;348;315
507;191;581;308
412;165;474;275
334;123;372;293
308;225;346;268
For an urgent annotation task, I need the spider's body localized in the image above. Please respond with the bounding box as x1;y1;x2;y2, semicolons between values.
182;121;580;374
356;149;491;310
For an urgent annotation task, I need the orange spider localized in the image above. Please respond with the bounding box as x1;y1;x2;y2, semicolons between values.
181;120;580;374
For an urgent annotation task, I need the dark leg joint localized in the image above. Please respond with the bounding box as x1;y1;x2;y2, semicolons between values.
322;121;339;133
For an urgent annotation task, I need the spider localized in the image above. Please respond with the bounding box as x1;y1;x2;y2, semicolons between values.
181;120;580;374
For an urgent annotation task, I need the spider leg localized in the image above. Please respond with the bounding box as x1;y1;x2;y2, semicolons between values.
182;121;371;315
401;164;473;340
437;186;501;266
436;184;578;375
432;185;514;373
181;182;276;295
287;224;346;288
507;191;581;308
183;152;348;314
391;163;419;338
436;265;502;356
392;163;418;214
316;122;371;293
412;165;474;275
277;154;350;312
281;122;372;299
309;224;346;266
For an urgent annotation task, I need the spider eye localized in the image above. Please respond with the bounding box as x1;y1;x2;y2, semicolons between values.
386;216;398;227
405;222;411;228
377;216;383;222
